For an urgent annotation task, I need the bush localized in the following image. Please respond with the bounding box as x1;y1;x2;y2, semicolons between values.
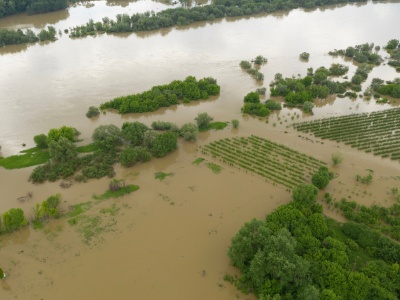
254;55;267;65
256;87;267;95
34;134;48;149
312;166;332;189
86;106;100;118
240;61;251;69
1;208;27;233
151;121;177;131
303;101;314;113
243;92;260;104
180;123;199;141
0;267;4;279
92;124;123;148
47;126;76;144
265;100;281;110
231;119;239;129
331;152;343;166
150;132;178;158
195;112;212;129
300;52;310;60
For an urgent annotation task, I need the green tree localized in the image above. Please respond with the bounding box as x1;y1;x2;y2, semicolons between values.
47;125;75;144
86;106;100;118
312;166;332;189
244;92;260;103
292;184;319;208
150;132;178;158
92;124;123;148
303;101;314;113
2;208;27;232
34;133;48;149
121;121;149;146
48;137;78;163
180;123;198;141
195;112;212;129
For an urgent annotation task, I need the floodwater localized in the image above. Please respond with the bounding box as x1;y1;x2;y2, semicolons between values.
1;1;400;299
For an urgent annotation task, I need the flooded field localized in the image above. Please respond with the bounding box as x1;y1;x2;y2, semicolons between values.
1;0;400;299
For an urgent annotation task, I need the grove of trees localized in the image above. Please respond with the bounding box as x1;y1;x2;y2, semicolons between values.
226;184;400;299
99;76;220;114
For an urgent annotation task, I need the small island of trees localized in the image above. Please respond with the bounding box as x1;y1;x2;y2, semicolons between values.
99;76;220;114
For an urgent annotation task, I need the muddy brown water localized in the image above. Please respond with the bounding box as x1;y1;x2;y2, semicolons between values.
1;1;400;299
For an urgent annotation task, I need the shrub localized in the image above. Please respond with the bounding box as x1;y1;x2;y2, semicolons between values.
150;132;178;158
92;124;123;148
312;166;332;189
265;100;282;110
331;152;343;166
240;61;252;69
299;52;310;60
86;106;100;118
180;123;199;141
254;55;267;65
231;119;239;129
151;121;177;131
47;126;76;144
303;101;314;113
48;137;78;163
2;208;27;232
256;87;267;95
0;267;4;279
244;92;260;104
34;134;48;149
195;112;212;129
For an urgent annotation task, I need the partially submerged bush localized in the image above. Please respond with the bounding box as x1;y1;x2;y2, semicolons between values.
180;123;199;142
34;134;48;149
86;106;100;118
231;119;239;129
299;52;310;60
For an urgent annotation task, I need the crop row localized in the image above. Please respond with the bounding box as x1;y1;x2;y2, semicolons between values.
201;136;325;189
293;108;400;161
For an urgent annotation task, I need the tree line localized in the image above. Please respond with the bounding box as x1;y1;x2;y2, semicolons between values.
0;26;56;46
68;0;367;38
0;0;68;18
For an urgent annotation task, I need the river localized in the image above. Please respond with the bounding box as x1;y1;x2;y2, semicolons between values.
0;1;400;299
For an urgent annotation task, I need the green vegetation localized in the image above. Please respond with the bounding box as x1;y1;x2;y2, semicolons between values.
264;100;282;111
69;0;368;39
325;194;400;242
0;26;57;46
242;92;270;117
86;106;100;118
32;194;62;229
385;39;400;70
299;52;310;60
0;0;68;17
329;63;349;76
0;208;27;233
331;152;343;166
99;76;220;114
239;56;266;81
356;170;373;184
92;184;139;201
311;166;333;189
29;121;179;183
328;42;383;65
179;123;199;142
0;147;50;169
67;201;92;218
226;184;400;299
201;135;326;189
231;119;239;129
47;125;77;144
207;162;222;174
302;101;314;113
151;121;179;132
293;108;400;161
270;67;352;105
192;157;205;165
369;78;400;99
0;267;4;279
155;172;173;180
200;121;228;132
195;112;213;129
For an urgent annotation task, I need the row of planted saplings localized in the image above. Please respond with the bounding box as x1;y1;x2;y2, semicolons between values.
202;142;299;188
202;145;297;189
203;137;323;189
247;136;324;170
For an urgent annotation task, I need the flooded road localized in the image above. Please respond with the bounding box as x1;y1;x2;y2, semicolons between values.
1;1;400;299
